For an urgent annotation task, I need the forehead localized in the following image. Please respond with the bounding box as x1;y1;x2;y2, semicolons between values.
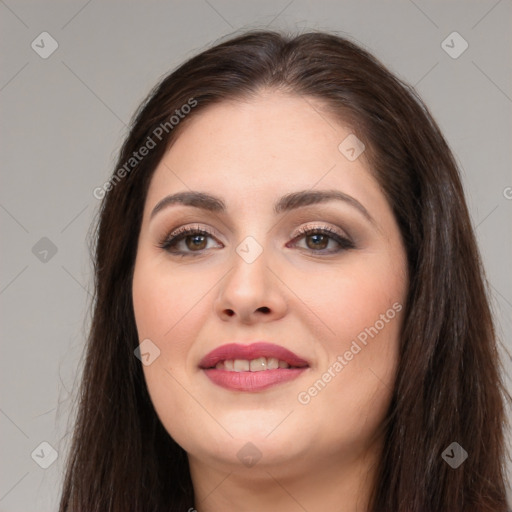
144;92;381;214
167;92;349;172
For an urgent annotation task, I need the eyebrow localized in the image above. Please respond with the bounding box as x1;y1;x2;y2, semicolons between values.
150;189;374;223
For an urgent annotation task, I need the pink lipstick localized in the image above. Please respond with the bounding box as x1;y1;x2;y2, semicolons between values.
199;342;309;392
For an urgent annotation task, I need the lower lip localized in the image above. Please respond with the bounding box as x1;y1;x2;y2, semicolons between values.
202;368;307;392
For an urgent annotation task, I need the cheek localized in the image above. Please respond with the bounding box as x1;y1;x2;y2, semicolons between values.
290;252;406;350
131;255;220;404
291;254;405;422
132;259;204;439
132;257;209;351
131;260;192;406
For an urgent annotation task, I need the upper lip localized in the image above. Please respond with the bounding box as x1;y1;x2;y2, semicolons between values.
199;342;309;369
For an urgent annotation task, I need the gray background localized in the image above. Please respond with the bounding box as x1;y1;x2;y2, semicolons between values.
1;1;511;510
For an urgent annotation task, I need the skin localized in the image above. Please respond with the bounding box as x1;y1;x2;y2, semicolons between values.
132;90;408;512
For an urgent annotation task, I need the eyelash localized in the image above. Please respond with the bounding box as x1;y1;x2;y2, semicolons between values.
157;224;355;257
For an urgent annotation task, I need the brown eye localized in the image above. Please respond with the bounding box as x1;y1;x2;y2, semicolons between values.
158;227;221;255
305;233;329;250
185;234;208;251
159;225;355;257
290;226;355;254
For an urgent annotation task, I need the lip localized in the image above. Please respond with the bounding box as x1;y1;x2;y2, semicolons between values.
199;342;309;369
199;342;309;392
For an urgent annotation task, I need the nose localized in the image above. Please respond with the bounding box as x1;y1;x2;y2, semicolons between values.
214;245;287;325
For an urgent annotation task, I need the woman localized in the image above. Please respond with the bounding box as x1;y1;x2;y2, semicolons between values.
59;30;511;511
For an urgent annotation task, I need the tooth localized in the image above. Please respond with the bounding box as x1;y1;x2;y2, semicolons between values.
219;358;291;372
233;359;250;372
250;357;267;371
267;357;279;370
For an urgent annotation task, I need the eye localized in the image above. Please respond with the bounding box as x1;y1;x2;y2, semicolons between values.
157;223;355;257
157;225;222;256
288;225;355;254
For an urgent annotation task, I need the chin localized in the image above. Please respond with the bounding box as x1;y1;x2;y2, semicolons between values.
174;419;311;468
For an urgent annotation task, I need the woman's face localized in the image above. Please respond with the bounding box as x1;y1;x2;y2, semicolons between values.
132;91;408;476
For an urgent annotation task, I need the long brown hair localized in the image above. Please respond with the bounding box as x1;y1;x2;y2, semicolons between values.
58;29;511;511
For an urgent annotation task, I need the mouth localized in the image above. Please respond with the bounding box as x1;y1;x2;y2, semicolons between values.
199;342;309;392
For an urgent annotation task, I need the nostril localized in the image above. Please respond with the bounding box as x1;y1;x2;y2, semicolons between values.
258;307;270;313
